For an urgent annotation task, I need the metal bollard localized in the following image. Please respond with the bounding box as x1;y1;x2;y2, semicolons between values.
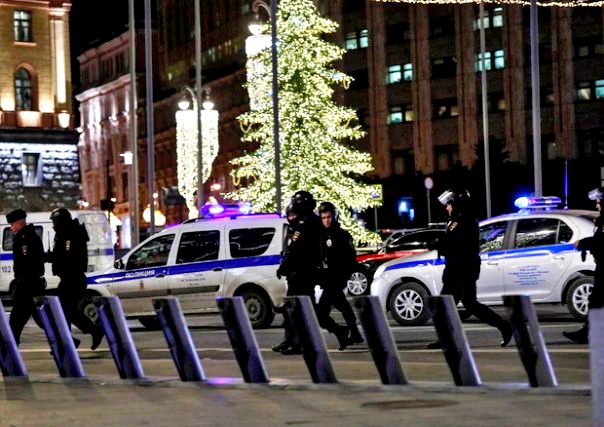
590;307;604;425
93;296;145;380
503;295;557;387
153;297;205;381
35;296;85;378
427;295;481;386
216;296;269;383
352;296;407;385
0;299;27;377
283;296;337;384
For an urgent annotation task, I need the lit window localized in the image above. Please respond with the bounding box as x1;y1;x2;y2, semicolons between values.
345;32;358;50
388;106;403;124
22;153;41;187
576;82;591;101
404;105;414;122
494;50;505;69
577;46;589;57
595;80;604;99
403;63;413;81
359;29;369;48
476;51;492;72
387;65;402;84
15;68;33;111
493;8;503;27
14;10;32;42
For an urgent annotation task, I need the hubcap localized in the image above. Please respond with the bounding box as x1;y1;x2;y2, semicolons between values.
347;271;368;296
394;289;423;321
245;296;262;321
572;283;592;316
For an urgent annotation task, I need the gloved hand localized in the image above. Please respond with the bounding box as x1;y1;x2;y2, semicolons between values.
276;266;284;280
581;250;587;262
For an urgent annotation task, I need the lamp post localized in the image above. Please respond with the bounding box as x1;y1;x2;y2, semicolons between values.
250;0;281;213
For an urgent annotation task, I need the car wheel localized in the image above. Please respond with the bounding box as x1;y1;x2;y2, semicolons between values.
78;293;100;325
347;267;371;296
565;276;593;320
138;316;162;330
388;281;430;326
240;287;275;329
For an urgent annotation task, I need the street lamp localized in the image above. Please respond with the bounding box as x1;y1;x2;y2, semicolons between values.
249;0;281;213
175;86;219;219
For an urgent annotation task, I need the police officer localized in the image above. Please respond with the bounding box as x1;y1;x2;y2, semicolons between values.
272;191;322;355
427;188;512;349
6;209;46;345
49;208;104;350
316;202;364;350
563;187;604;344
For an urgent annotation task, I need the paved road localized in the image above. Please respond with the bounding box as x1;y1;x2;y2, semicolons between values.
0;307;596;426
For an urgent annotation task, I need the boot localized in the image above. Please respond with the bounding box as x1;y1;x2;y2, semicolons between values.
347;328;364;345
500;323;513;348
426;341;442;349
335;326;350;351
272;340;292;353
91;329;104;350
563;324;588;344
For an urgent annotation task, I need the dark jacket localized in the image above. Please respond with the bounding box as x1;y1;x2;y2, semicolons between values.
50;218;90;277
13;224;45;279
278;213;322;279
576;214;604;264
320;222;357;288
429;211;481;266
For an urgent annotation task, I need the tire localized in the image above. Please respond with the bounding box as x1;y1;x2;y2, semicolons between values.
347;266;372;296
78;293;100;325
565;276;593;320
138;316;162;330
240;287;275;329
388;281;430;326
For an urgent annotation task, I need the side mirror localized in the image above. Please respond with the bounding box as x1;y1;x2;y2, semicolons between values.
114;258;125;269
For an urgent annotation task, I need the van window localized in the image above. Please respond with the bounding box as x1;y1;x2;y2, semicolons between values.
229;227;275;258
176;230;220;264
2;226;43;251
126;234;174;270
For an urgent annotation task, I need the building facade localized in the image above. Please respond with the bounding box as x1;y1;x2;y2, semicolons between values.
75;0;604;243
0;0;80;212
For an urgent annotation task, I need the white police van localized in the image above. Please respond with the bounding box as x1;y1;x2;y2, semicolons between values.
0;210;114;298
86;211;288;329
371;197;598;326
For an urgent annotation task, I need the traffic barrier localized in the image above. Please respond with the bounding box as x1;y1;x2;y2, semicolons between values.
283;296;337;384
352;296;407;385
0;299;27;377
216;296;269;383
35;296;85;378
590;307;604;425
153;297;205;382
93;296;145;380
427;295;482;386
503;295;557;387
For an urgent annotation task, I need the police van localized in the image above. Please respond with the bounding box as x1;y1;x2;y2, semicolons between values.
0;210;115;298
86;211;288;329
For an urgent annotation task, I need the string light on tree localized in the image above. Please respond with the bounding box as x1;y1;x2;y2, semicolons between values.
371;0;604;5
227;0;381;244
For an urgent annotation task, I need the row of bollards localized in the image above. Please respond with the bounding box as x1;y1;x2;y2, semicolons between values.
0;293;560;389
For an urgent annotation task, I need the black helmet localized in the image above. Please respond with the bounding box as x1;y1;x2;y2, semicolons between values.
318;201;338;223
289;191;316;217
50;207;72;226
588;187;604;201
437;188;471;212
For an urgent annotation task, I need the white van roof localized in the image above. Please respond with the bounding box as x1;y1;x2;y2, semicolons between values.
0;210;108;225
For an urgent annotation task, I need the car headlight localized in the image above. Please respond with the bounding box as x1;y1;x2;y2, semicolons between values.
373;264;386;280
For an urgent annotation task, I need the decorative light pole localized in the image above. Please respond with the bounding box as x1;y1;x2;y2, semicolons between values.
249;0;281;213
176;86;219;219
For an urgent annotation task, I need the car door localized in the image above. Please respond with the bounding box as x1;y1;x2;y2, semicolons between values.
167;229;225;313
112;233;175;314
503;217;575;299
476;220;508;303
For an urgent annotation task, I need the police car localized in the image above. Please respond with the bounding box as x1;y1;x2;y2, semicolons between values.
370;196;598;326
85;209;288;329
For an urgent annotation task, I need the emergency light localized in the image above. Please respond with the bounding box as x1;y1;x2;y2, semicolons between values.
514;196;562;211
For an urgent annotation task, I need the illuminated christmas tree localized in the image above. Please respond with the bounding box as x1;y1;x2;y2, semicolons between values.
227;0;380;243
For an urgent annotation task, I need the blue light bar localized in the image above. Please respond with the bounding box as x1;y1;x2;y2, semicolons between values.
514;196;562;211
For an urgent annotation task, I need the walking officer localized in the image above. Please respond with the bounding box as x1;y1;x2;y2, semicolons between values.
426;188;512;349
49;208;104;350
273;191;322;355
316;202;364;350
6;209;46;345
564;186;604;344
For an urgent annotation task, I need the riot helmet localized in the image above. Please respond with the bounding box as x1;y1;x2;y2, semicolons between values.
50;207;72;229
318;201;338;223
288;190;316;217
588;187;604;201
437;188;471;214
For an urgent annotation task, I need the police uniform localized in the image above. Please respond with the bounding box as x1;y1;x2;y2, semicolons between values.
429;189;512;348
316;216;363;349
7;209;46;345
50;209;103;350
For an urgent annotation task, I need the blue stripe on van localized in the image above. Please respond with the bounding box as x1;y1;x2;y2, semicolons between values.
87;254;282;285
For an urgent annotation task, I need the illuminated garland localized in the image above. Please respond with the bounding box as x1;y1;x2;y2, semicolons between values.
227;0;382;244
370;0;604;6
